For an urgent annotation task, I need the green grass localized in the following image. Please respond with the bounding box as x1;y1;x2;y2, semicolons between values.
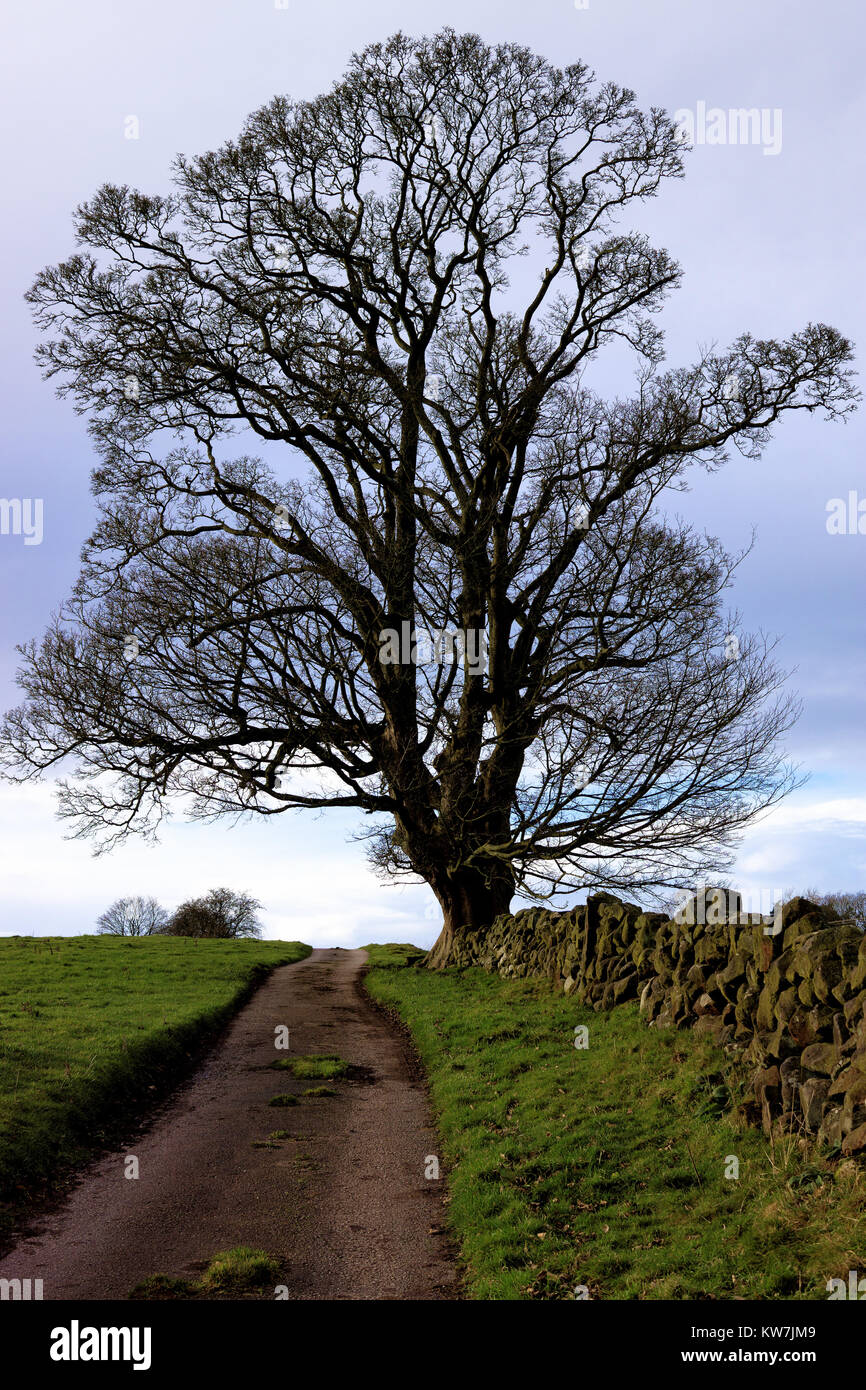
272;1053;349;1080
0;934;310;1234
129;1246;281;1300
363;945;866;1301
268;1093;299;1107
302;1085;337;1098
198;1246;281;1292
128;1273;193;1300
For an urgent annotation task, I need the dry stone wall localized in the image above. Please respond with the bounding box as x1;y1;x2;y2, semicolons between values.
447;892;866;1156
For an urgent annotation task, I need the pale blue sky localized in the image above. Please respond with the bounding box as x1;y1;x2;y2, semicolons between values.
0;0;864;942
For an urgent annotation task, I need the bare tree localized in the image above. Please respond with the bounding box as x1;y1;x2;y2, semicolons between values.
96;895;168;936
165;888;263;938
0;31;856;965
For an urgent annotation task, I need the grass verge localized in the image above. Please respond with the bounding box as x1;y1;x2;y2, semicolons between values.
362;944;866;1300
0;934;310;1238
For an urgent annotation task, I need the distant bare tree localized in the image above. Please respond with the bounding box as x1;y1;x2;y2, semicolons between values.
96;895;168;936
165;887;263;939
0;30;856;966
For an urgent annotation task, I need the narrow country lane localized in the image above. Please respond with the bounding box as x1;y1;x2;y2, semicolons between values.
0;948;458;1300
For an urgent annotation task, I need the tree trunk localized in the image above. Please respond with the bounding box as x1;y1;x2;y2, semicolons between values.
426;866;514;969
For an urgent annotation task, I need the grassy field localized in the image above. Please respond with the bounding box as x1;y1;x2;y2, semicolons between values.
363;944;866;1301
0;934;310;1235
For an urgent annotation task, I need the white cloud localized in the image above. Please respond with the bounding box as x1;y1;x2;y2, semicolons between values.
0;782;439;946
732;795;866;899
751;797;866;830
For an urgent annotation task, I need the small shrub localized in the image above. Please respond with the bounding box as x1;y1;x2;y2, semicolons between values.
166;888;263;939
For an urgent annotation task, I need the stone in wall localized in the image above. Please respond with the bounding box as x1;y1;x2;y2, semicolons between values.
459;887;866;1157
